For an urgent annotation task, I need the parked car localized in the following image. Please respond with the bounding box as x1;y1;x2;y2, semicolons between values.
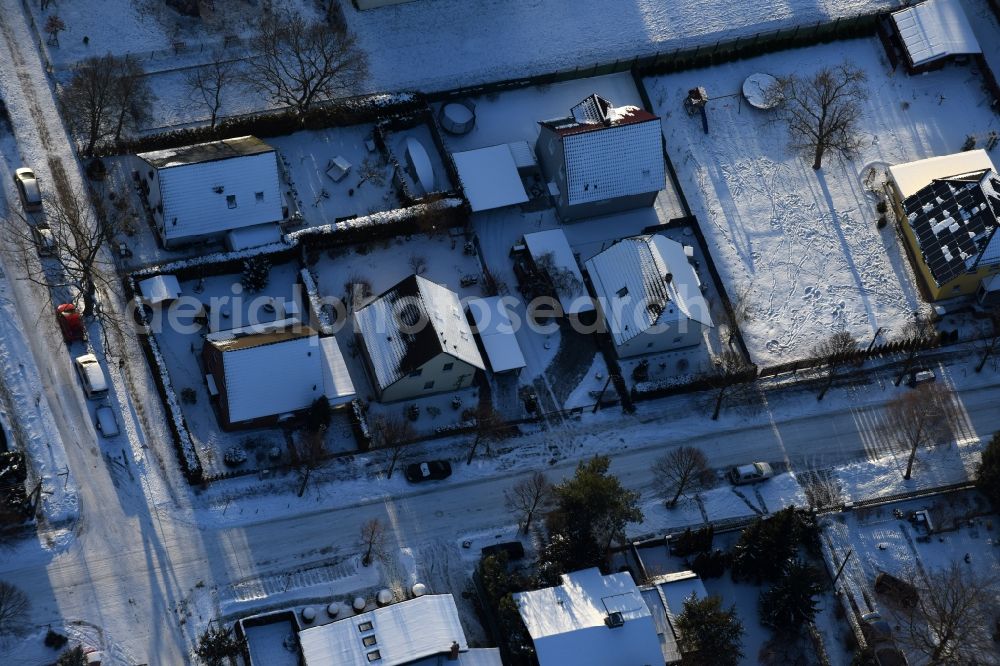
481;541;525;561
56;303;85;343
874;571;919;608
907;369;935;388
95;406;119;438
30;222;56;257
727;462;774;485
73;354;108;400
404;460;452;483
13;167;42;213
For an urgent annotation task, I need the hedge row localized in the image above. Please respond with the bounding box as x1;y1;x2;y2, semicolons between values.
94;92;425;158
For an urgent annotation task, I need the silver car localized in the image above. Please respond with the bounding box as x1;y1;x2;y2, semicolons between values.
13;167;42;213
727;462;774;485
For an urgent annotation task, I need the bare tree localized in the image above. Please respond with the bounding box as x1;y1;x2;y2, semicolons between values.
185;52;237;129
706;350;754;420
359;518;385;567
973;308;1000;373
653;447;712;507
59;54;152;155
812;330;858;401
535;251;582;295
778;63;867;170
726;282;755;346
900;562;1000;664
110;55;152;144
0;581;29;637
6;188;122;326
504;472;552;534
246;9;367;113
44;14;65;46
370;415;414;479
893;318;938;386
467;403;506;465
884;383;954;480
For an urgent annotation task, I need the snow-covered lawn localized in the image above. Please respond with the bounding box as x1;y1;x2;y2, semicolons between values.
645;38;1000;366
343;0;896;93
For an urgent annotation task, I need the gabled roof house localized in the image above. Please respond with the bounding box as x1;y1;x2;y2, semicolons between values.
202;318;355;429
136;135;284;248
535;94;665;221
888;150;1000;300
585;234;713;358
354;275;485;402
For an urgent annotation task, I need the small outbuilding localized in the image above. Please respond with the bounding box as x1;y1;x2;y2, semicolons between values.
452;145;529;212
891;0;981;72
466;296;527;374
138;274;181;306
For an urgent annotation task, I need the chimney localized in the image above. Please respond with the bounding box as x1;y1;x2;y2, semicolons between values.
448;641;460;660
664;273;673;284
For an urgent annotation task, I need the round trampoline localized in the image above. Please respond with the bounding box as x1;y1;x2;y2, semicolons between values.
742;73;782;110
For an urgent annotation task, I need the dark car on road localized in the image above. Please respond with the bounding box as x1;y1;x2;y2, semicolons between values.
404;460;452;483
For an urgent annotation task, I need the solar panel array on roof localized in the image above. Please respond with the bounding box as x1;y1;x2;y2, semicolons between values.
903;170;1000;286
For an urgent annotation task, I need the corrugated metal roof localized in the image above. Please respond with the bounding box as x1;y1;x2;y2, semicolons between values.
892;0;980;67
562;118;664;206
585;235;713;346
354;275;485;391
298;595;471;666
319;336;356;406
156;149;283;242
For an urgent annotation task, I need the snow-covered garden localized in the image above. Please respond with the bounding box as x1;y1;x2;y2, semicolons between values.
646;37;1000;366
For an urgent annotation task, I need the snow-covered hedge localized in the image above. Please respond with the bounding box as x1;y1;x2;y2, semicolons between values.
134;294;203;483
95;92;424;157
289;196;466;242
299;268;334;335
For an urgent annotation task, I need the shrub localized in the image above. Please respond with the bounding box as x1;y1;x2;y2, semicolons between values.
670;525;715;557
45;629;68;650
223;446;247;467
691;549;728;578
876;200;888;214
241;256;271;293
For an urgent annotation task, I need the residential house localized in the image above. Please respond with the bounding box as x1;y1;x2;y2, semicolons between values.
354;275;485;402
136;135;284;248
890;0;981;73
585;234;713;358
514;568;664;666
887;150;1000;300
535;94;664;221
297;594;501;666
202;319;355;429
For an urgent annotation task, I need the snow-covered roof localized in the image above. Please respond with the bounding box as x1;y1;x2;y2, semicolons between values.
892;0;980;68
452;145;529;212
298;595;487;666
585;234;713;346
507;140;537;170
142;136;283;243
514;568;662;666
138;274;180;305
889;149;996;199
226;222;283;251
354;275;485;391
467;297;527;373
522;229;595;315
540;95;664;207
205;319;351;423
319;336;356;406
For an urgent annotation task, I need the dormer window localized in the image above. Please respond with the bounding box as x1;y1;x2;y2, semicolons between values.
226;195;237;209
255;191;264;203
